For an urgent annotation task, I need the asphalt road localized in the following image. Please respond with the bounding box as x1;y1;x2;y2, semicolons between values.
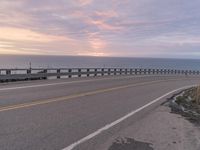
0;75;200;150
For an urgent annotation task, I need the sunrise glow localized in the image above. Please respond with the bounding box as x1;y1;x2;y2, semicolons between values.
0;0;200;58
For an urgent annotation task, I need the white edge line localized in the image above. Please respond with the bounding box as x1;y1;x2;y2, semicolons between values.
0;75;164;91
62;84;197;150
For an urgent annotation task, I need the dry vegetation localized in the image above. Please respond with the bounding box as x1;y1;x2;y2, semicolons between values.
195;86;200;105
168;86;200;125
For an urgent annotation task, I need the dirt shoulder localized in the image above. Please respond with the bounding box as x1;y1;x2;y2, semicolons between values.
99;91;200;150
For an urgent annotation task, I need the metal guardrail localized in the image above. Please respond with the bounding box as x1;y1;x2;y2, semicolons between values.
0;68;199;82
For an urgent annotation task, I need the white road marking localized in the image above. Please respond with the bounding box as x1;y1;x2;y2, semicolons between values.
0;75;169;91
62;84;196;150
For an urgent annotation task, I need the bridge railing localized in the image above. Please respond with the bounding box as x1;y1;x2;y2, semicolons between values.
0;68;199;82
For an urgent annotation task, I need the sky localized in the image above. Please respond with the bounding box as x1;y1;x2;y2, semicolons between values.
0;0;200;58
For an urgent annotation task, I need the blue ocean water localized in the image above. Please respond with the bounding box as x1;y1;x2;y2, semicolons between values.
0;55;200;70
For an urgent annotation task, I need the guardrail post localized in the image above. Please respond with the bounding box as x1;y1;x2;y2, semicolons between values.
57;69;61;79
101;69;104;76
156;69;159;75
160;69;162;75
87;69;90;77
108;69;111;75
94;69;97;77
130;69;133;75
68;69;72;78
114;69;117;75
27;69;31;74
78;69;81;77
125;69;128;75
139;69;142;75
135;69;137;75
185;70;188;75
43;69;47;79
143;69;146;75
119;69;122;75
6;69;11;75
147;69;150;75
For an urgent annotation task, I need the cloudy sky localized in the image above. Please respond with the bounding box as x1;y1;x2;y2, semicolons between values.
0;0;200;58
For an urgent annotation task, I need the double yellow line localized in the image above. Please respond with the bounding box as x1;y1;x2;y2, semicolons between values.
0;79;177;112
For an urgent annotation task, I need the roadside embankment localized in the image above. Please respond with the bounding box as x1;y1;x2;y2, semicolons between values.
169;87;200;125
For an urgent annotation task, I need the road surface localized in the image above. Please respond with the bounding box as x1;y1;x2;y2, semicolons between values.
0;75;199;150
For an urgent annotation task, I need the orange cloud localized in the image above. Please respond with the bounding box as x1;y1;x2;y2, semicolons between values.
0;27;72;43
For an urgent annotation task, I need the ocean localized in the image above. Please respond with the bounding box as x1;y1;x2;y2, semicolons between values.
0;55;200;70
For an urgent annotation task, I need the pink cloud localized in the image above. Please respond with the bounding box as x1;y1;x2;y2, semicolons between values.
76;0;93;6
95;10;118;19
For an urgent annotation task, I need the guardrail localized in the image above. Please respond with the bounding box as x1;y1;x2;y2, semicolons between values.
0;68;199;82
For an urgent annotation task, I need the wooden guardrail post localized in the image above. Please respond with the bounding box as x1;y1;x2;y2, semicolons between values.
114;69;117;75
139;69;142;75
108;69;111;75
57;69;61;79
68;69;72;78
130;69;133;75
101;69;104;76
78;69;81;77
27;69;31;74
147;69;150;75
125;69;128;75
6;69;11;75
144;69;146;74
43;69;47;79
119;69;122;75
171;70;173;74
164;69;167;74
156;69;158;75
135;69;137;75
185;70;188;75
94;69;97;77
160;69;162;74
87;69;90;77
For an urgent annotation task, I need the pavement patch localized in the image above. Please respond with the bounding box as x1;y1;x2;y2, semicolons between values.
108;137;154;150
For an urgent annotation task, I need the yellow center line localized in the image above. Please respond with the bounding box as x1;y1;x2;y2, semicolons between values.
0;79;181;112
